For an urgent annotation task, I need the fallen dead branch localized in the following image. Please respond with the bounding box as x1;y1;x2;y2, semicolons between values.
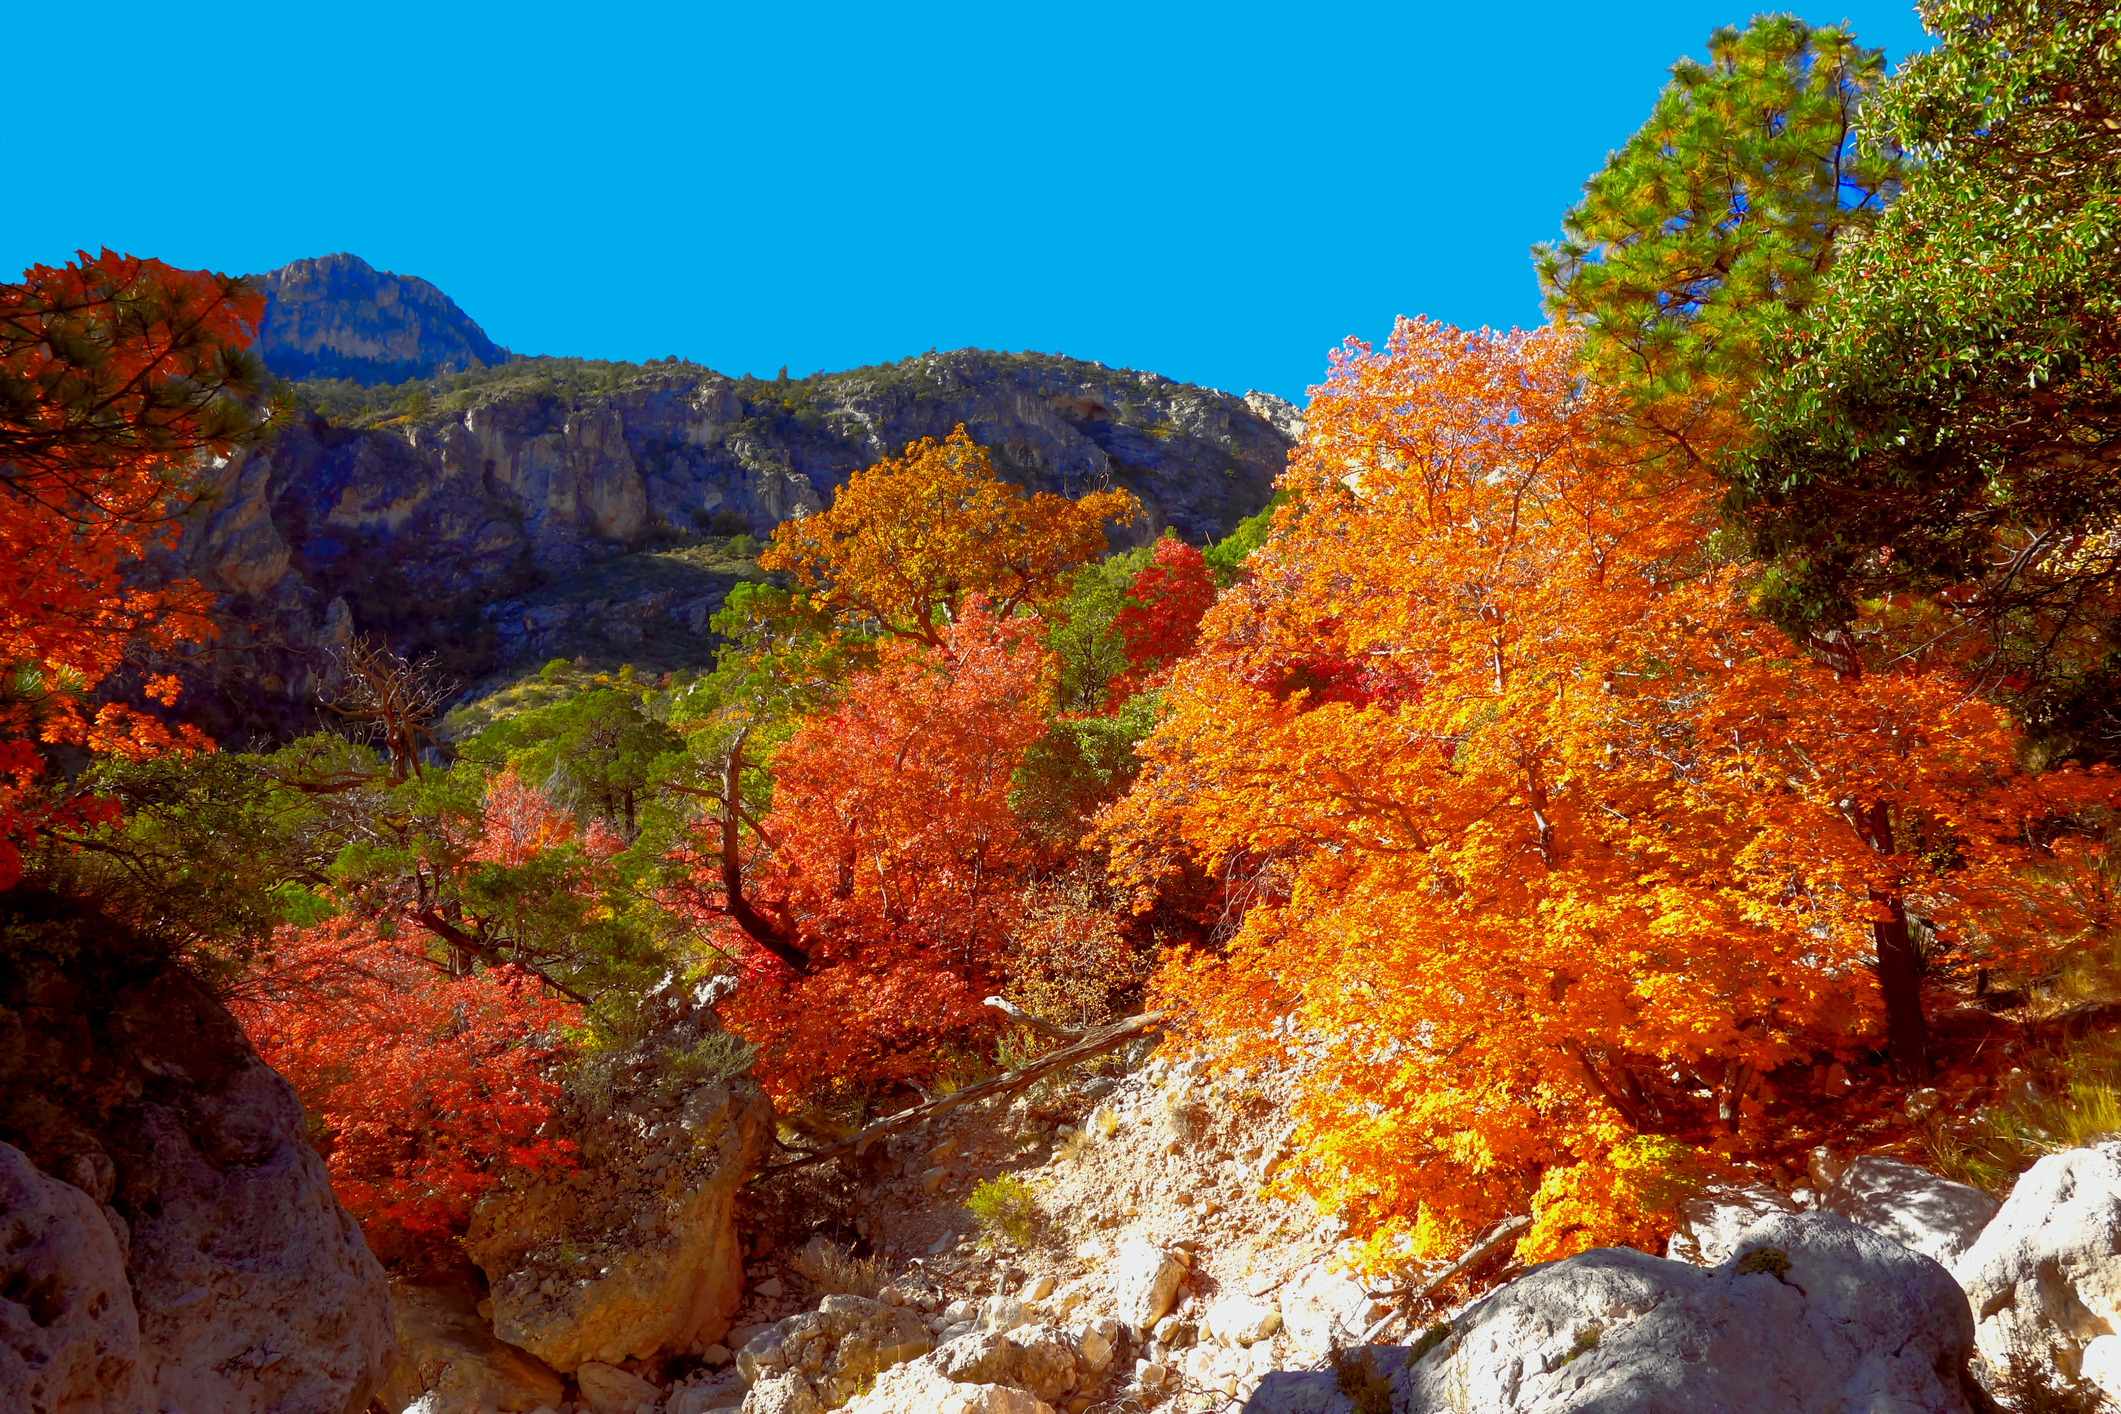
749;1008;1166;1182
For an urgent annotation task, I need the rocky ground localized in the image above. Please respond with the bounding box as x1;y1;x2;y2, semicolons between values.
368;1008;2121;1414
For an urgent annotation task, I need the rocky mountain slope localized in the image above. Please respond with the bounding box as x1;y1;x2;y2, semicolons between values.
250;253;511;384
167;331;1299;735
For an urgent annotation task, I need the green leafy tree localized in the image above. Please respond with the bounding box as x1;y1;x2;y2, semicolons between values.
1538;16;1901;468
467;686;680;843
1735;0;2121;751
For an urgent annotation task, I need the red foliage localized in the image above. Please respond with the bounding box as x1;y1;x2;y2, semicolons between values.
0;252;268;885
705;603;1051;1098
469;766;579;866
230;918;578;1260
1109;538;1217;702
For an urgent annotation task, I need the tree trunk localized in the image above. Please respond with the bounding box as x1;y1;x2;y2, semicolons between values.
1860;801;1930;1082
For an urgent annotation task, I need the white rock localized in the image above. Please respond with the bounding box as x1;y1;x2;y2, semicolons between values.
1108;1237;1185;1330
1278;1258;1377;1356
1823;1155;1999;1266
471;1078;773;1372
930;1324;1080;1402
1954;1141;2121;1379
754;1277;785;1298
1022;1274;1056;1302
979;1295;1030;1334
3;1011;392;1414
577;1359;663;1414
0;1141;143;1411
1665;1182;1799;1265
702;1343;732;1366
2085;1333;2121;1399
735;1294;933;1390
670;1383;746;1414
1204;1295;1282;1346
741;1371;821;1414
1395;1213;1976;1413
1074;1318;1117;1373
842;1360;1056;1414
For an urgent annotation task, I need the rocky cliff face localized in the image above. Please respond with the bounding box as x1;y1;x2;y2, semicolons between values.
250;253;511;384
0;891;392;1413
166;348;1298;734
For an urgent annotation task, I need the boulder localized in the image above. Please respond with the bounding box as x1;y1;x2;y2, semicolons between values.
669;1379;747;1414
1664;1182;1800;1265
470;1000;775;1371
1279;1252;1393;1357
2087;1335;2121;1400
378;1276;564;1413
1108;1237;1186;1330
740;1371;822;1414
842;1360;1056;1414
576;1358;663;1413
978;1295;1032;1334
1204;1295;1282;1347
931;1324;1081;1403
1822;1156;1998;1266
1953;1141;2121;1380
736;1294;934;1401
0;1141;145;1413
0;901;391;1414
1073;1318;1118;1374
1394;1213;1978;1412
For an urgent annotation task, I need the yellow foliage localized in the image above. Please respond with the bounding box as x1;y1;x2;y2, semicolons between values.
1104;317;2105;1262
1521;1136;1706;1263
761;426;1141;645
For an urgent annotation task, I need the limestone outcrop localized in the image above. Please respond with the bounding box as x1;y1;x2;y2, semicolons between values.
466;982;774;1372
0;1141;144;1412
1664;1182;1800;1265
1822;1154;1999;1267
0;891;392;1414
1954;1141;2121;1387
1391;1213;1977;1413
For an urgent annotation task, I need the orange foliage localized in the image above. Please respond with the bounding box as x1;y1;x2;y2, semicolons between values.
760;426;1140;645
0;252;268;884
231;917;577;1261
1106;318;2105;1264
706;603;1051;1098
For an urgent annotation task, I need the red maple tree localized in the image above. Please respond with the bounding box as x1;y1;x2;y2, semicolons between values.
0;251;270;884
685;602;1051;1098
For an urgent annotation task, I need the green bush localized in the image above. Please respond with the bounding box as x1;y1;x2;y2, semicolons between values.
965;1174;1041;1249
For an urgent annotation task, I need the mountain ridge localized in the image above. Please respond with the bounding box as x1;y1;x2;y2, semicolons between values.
163;270;1303;737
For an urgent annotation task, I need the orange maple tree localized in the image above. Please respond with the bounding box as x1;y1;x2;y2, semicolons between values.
1106;317;2103;1264
760;425;1140;646
0;251;270;885
686;603;1051;1098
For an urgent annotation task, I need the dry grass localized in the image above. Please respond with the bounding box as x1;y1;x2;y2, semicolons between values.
789;1237;886;1298
1927;1032;2121;1195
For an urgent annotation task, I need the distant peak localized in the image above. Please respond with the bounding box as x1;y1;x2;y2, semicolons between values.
248;255;510;386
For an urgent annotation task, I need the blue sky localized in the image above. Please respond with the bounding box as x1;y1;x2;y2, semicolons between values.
12;1;1931;402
